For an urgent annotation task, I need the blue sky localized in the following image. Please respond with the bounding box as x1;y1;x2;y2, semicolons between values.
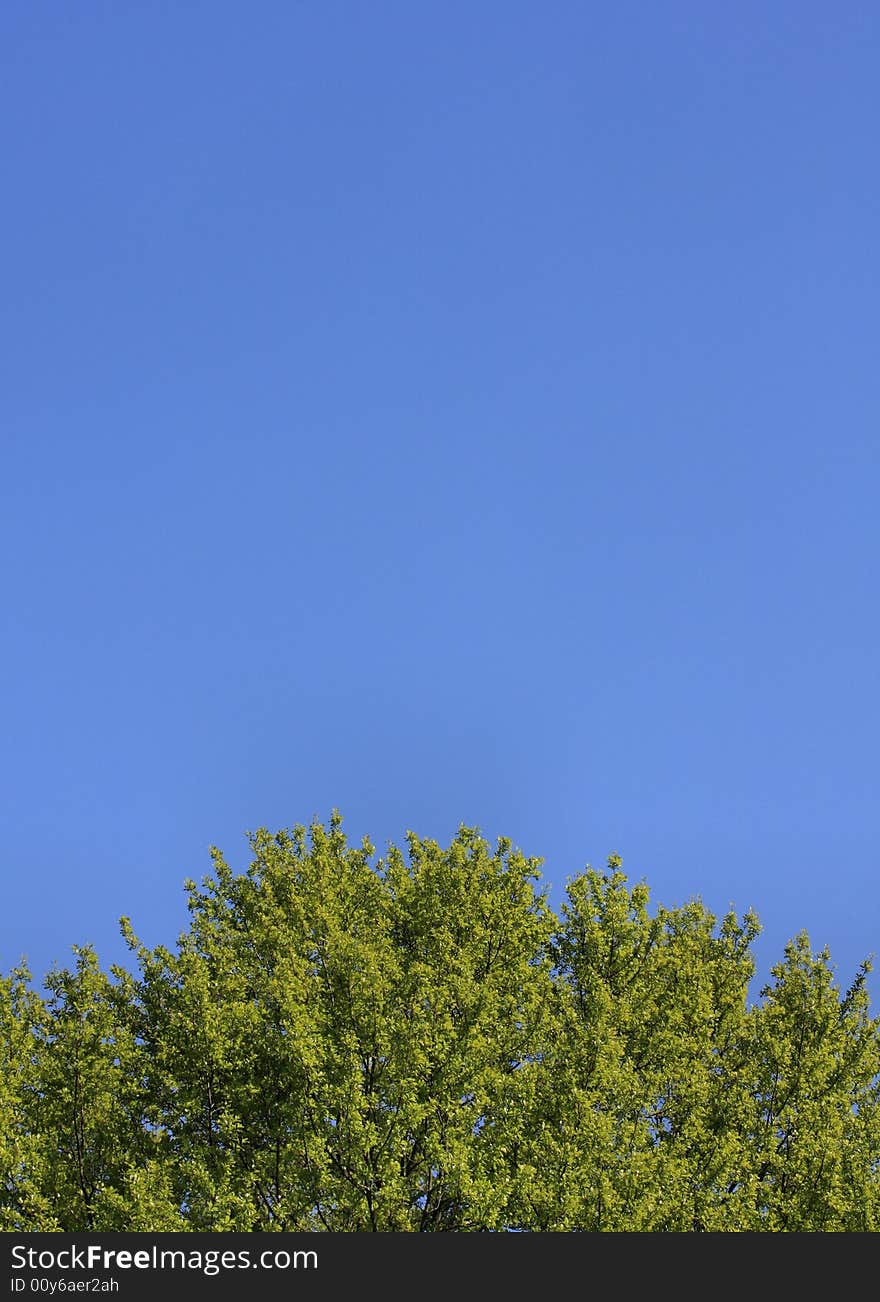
2;2;877;1001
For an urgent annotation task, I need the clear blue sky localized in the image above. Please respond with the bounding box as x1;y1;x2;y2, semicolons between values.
2;2;877;1001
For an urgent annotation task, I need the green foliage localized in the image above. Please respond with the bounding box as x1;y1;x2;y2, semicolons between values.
2;816;877;1231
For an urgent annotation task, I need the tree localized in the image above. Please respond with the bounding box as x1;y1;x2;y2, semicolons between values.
0;964;54;1231
1;815;877;1230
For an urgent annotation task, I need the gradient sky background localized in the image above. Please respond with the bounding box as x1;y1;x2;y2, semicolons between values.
2;2;877;1002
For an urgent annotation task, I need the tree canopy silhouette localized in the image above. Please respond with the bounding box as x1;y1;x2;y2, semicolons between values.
2;814;878;1231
